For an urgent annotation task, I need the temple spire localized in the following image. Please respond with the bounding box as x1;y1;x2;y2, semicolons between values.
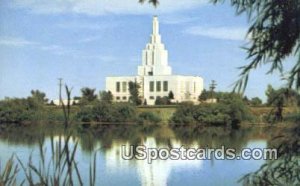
138;16;172;76
152;16;159;35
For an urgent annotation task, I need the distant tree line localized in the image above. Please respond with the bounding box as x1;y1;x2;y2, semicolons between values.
1;83;299;124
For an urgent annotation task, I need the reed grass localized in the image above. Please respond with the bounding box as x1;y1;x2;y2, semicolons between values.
0;156;19;186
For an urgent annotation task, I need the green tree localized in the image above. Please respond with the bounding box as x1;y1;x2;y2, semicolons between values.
49;100;55;106
213;0;300;91
112;103;137;122
198;89;209;102
250;97;262;106
266;86;300;122
99;91;113;103
27;90;48;110
128;81;142;105
270;90;285;122
155;96;171;105
92;102;113;122
76;102;137;123
265;84;276;106
242;96;250;105
168;91;174;99
80;87;97;104
266;85;300;107
29;90;48;104
218;93;252;126
171;94;251;126
0;98;32;123
73;96;81;101
0;90;51;123
170;102;196;125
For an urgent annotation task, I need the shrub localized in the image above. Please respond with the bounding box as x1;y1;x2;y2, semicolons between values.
170;94;252;126
76;102;136;123
220;93;252;125
155;96;171;105
283;112;300;122
75;106;94;122
169;102;196;124
92;102;112;122
99;91;113;103
112;103;136;122
137;112;161;124
0;98;43;123
193;103;231;125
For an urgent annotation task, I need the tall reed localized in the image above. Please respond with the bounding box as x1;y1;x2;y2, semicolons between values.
0;156;19;186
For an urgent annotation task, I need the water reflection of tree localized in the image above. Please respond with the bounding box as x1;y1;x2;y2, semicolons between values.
0;124;78;146
0;123;280;154
170;125;279;154
79;124;166;152
0;124;46;146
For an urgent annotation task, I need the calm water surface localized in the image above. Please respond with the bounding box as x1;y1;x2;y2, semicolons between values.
0;124;280;186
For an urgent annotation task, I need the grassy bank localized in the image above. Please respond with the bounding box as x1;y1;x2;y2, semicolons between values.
0;98;298;125
76;105;299;125
45;105;176;124
137;106;176;124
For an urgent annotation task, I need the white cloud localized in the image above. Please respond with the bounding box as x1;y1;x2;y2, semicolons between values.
40;44;76;55
0;36;93;57
78;35;102;43
184;26;248;41
0;37;37;47
12;0;208;15
78;54;118;62
94;55;118;62
56;21;116;43
160;15;198;25
57;22;116;30
41;44;64;51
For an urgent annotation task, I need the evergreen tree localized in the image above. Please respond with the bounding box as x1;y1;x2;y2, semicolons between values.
128;81;142;105
99;91;113;103
168;91;174;99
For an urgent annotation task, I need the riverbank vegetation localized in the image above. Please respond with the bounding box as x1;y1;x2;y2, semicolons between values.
1;84;299;126
170;93;252;127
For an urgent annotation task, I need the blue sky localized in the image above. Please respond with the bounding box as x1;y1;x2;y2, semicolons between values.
0;0;290;101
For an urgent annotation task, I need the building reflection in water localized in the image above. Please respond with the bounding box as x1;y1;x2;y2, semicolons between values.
105;137;203;186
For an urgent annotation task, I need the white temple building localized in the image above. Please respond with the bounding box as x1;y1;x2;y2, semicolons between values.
106;16;204;105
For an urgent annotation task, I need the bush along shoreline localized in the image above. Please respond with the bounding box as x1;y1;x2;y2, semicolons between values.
0;96;251;127
170;93;253;128
76;101;162;125
0;98;163;125
1;88;299;126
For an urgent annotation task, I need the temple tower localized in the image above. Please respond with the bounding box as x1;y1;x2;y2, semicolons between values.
138;16;172;76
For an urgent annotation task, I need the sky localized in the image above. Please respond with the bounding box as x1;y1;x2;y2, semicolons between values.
0;0;292;101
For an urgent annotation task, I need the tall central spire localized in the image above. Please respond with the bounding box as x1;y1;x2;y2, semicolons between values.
137;16;172;76
152;16;159;35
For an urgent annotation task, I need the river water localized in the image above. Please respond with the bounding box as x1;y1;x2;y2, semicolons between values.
0;124;280;186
